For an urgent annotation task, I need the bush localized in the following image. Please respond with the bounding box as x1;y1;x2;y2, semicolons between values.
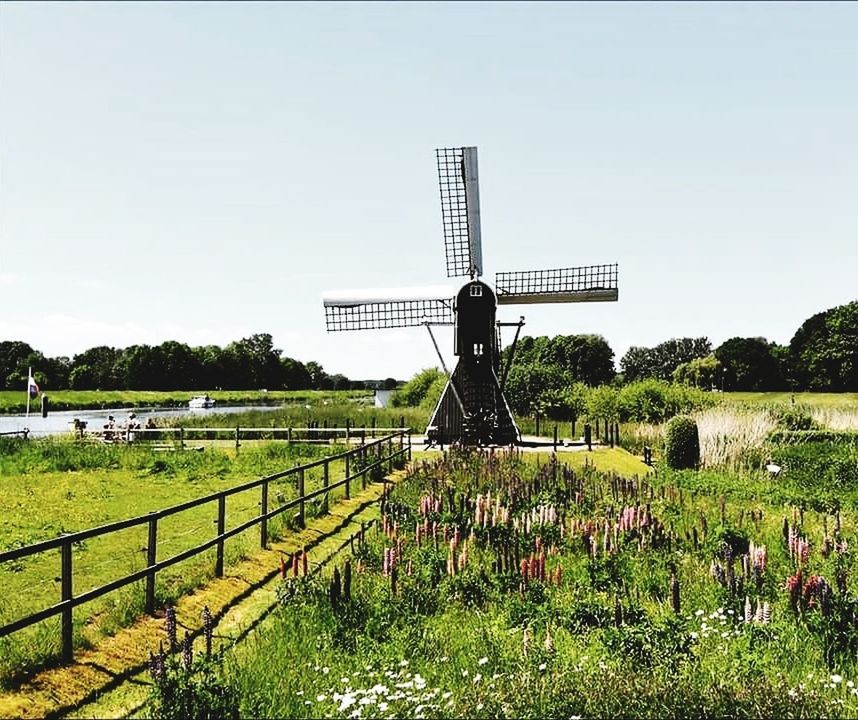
390;368;444;408
664;415;699;469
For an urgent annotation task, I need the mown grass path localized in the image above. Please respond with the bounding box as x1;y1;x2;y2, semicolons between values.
0;471;403;720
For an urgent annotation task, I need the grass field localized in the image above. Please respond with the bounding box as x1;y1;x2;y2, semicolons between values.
725;392;858;408
0;438;363;685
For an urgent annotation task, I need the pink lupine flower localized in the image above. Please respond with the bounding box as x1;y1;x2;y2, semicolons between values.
744;596;752;623
786;570;802;611
762;601;771;624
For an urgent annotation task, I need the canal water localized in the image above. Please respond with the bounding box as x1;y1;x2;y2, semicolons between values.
0;405;284;438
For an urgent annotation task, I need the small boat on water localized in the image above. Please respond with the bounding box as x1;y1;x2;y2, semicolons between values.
188;395;216;409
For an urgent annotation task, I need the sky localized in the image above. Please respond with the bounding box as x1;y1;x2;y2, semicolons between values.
1;2;856;381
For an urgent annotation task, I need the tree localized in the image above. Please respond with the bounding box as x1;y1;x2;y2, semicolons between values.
504;362;571;416
620;337;712;382
0;341;37;390
281;357;312;390
71;346;121;390
714;338;784;391
536;334;616;386
304;361;331;390
673;354;722;389
391;368;444;407
790;301;858;391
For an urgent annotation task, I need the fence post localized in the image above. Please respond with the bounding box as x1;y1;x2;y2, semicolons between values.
298;468;305;528
61;537;73;663
180;427;185;451
362;446;368;490
615;422;620;445
345;452;351;500
216;495;225;577
146;513;158;615
235;426;240;453
408;432;412;462
346;420;351;445
261;480;269;549
288;427;292;445
323;458;330;514
553;424;558;451
371;417;376;438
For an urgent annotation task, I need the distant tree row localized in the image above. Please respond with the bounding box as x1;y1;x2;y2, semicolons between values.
0;333;399;392
495;301;857;416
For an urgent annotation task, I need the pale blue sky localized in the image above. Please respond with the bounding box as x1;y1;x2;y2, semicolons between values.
1;2;856;380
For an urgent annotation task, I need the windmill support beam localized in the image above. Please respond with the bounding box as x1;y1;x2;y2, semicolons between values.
499;317;525;394
424;323;466;415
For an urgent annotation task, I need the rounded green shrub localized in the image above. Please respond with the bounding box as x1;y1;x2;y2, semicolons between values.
664;415;699;469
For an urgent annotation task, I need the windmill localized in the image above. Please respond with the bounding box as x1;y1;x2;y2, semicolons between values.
323;147;618;446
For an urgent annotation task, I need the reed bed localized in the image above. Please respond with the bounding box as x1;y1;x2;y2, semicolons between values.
694;407;778;471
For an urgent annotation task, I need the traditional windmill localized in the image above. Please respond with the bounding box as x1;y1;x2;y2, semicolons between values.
323;147;618;446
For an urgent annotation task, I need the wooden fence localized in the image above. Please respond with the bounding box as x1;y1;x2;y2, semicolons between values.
70;420;409;447
0;430;410;665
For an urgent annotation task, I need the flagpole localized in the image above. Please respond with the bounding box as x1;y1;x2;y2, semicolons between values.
26;365;31;423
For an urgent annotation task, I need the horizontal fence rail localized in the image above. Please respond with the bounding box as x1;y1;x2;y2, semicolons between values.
0;430;411;665
16;417;412;443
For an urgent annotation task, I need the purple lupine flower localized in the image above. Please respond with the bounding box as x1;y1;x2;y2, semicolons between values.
201;605;213;659
148;649;166;686
181;630;193;671
165;606;177;651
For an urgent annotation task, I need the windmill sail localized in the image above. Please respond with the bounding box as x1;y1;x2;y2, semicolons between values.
323;286;455;331
437;146;483;278
495;264;618;305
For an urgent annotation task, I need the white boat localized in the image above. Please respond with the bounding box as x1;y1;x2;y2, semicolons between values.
188;395;216;409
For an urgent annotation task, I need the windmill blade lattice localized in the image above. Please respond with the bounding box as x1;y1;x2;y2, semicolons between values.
437;147;483;278
323;288;455;331
495;264;618;305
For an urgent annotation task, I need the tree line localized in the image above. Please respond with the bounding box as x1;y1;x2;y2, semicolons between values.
0;333;398;392
2;301;853;396
500;300;857;416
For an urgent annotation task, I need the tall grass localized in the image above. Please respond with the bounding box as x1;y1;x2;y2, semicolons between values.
810;407;858;431
694;407;778;471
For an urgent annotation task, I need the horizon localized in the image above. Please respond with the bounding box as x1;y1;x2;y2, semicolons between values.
2;2;856;379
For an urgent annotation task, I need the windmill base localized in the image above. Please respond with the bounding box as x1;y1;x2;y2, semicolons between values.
426;359;520;446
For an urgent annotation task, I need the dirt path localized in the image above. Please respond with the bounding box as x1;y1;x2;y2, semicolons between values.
0;473;402;720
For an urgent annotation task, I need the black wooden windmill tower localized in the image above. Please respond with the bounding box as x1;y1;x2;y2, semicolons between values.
323;147;619;446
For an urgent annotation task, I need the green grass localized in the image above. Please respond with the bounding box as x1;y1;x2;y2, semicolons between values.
724;392;858;408
0;437;361;685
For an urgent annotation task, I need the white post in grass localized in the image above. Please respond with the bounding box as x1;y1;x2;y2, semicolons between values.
25;365;31;424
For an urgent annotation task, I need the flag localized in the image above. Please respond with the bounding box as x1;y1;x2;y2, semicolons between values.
28;374;40;399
